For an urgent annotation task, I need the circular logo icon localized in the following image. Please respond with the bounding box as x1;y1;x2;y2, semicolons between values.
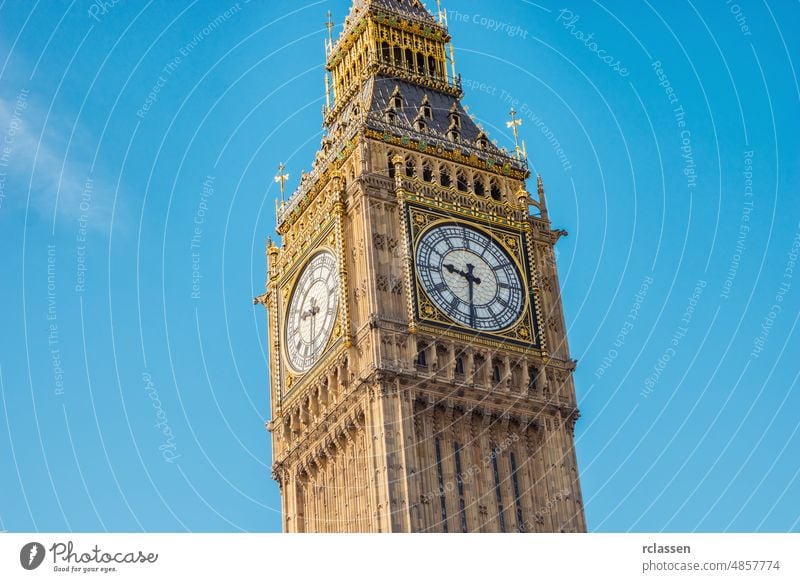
20;542;46;570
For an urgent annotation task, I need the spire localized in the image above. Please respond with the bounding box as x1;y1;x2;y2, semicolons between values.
537;175;549;220
325;10;335;56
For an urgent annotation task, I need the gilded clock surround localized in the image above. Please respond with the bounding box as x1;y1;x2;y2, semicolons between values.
275;214;349;407
258;0;586;534
405;210;541;350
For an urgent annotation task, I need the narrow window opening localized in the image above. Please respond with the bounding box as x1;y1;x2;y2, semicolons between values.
510;452;525;532
416;347;427;367
454;442;468;533
492;364;501;383
416;52;426;74
528;366;538;391
440;168;451;188
457;172;468;192
490;180;502;201
491;448;506;533
435;438;448;532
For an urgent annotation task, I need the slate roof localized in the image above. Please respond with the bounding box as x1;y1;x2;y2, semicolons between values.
364;75;507;159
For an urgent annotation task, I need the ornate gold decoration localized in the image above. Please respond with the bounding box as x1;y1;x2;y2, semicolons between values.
403;202;544;353
366;128;528;180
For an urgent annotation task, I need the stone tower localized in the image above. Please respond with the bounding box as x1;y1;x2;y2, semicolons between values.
257;0;586;533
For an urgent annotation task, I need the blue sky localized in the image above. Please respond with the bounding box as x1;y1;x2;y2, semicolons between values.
0;0;798;533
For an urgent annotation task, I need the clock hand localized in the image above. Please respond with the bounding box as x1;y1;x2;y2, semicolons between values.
444;263;467;278
301;297;321;320
464;263;482;286
444;262;483;286
465;264;481;328
467;275;476;327
444;262;483;327
310;310;315;351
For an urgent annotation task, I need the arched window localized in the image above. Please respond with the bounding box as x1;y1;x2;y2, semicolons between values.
416;347;427;368
457;171;468;192
474;178;485;196
422;162;434;182
381;42;390;63
388;153;396;179
405;158;416;178
416;52;426;74
428;55;437;77
492;364;502;383
455;357;464;375
405;49;413;70
490;179;502;200
528;366;539;391
393;46;402;66
440;167;452;187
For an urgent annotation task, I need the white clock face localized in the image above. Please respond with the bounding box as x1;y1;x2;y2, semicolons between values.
416;224;525;331
285;251;339;373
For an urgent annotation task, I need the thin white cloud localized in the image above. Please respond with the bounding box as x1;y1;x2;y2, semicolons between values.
0;91;120;234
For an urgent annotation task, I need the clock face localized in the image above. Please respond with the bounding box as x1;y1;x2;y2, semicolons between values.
285;251;339;373
415;223;525;332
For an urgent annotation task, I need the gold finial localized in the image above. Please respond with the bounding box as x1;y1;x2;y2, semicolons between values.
275;162;290;204
325;10;335;55
324;72;331;109
436;0;445;25
507;108;525;160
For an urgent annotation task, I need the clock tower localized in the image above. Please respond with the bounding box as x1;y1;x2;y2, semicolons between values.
257;0;586;533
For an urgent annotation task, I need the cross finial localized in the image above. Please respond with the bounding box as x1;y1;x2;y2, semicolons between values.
507;108;525;160
275;162;290;203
